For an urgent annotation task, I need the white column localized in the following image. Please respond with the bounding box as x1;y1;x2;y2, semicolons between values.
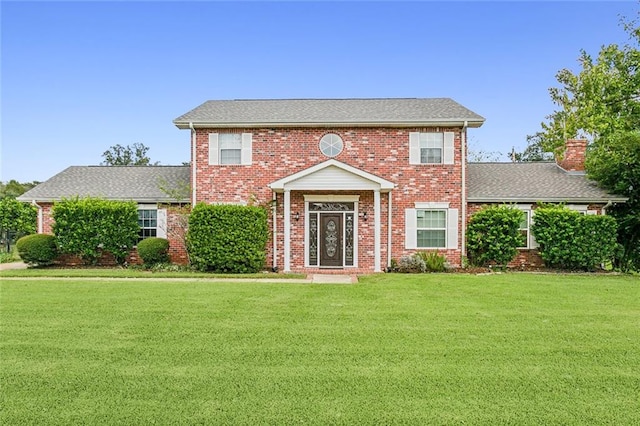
374;189;381;272
283;189;291;272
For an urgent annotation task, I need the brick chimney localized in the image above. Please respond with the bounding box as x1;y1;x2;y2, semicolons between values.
557;139;587;172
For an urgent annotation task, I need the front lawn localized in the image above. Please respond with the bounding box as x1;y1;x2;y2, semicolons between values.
1;274;638;424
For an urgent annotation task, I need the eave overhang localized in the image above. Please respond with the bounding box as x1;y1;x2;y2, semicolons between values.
174;119;485;130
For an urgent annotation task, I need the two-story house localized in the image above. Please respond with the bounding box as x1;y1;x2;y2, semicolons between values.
173;98;484;272
19;98;625;271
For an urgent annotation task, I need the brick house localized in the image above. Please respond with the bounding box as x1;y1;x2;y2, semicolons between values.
18;98;626;271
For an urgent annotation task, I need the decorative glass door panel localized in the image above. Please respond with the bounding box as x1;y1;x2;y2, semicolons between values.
307;204;355;268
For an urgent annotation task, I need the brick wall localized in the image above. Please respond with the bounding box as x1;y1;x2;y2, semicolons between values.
193;127;465;270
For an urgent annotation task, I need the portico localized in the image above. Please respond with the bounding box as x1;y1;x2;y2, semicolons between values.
269;159;394;273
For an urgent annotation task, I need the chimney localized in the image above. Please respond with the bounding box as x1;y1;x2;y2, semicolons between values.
557;139;587;172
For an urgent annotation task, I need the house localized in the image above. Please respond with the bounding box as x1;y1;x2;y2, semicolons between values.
17;166;191;264
19;98;626;271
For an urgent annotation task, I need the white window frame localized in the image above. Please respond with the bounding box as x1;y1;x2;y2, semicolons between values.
405;202;458;249
137;204;167;241
513;204;537;249
518;210;530;249
416;209;447;248
208;132;252;165
409;132;455;165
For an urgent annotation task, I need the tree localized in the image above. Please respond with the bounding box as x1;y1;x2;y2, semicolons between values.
0;198;37;252
101;143;157;166
534;13;640;270
585;131;640;270
0;180;39;198
511;133;554;162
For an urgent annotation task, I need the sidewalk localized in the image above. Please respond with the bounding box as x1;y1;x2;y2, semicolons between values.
0;261;28;271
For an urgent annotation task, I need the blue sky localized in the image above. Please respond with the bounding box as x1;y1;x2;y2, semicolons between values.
1;1;637;182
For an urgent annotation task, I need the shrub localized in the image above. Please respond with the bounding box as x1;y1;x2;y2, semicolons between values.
397;254;426;273
53;197;139;265
467;205;525;267
416;251;447;272
187;203;269;273
137;237;169;266
531;205;618;270
16;234;58;266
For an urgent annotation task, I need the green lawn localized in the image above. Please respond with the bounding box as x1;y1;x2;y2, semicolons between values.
1;274;638;425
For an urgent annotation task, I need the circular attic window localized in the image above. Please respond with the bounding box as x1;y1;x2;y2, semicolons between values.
319;133;344;157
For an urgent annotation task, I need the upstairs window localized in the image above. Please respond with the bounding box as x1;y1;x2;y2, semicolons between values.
409;132;455;165
208;133;252;165
219;134;242;164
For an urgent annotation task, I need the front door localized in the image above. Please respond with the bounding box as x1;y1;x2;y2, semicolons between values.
319;213;343;267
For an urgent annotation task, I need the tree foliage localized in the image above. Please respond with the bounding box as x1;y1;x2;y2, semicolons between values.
101;143;157;166
531;205;618;271
187;203;269;273
52;197;139;265
534;13;640;270
466;205;525;267
511;133;554;162
0;180;39;198
0;198;37;251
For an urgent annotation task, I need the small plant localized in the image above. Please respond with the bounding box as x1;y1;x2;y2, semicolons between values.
416;251;447;272
397;254;426;273
137;237;170;266
15;234;58;266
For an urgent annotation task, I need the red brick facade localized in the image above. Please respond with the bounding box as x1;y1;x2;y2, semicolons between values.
192;127;466;272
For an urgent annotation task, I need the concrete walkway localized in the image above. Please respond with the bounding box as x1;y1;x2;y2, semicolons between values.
0;261;28;271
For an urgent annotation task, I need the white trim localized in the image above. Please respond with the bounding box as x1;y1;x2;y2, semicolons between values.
415;202;450;209
409;132;421;165
304;195;360;202
387;193;392;269
156;209;167;238
567;204;588;212
283;190;291;272
241;133;252;165
447;208;459;249
405;208;417;249
374;190;381;272
269;159;394;192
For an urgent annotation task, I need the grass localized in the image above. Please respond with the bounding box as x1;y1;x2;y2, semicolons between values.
0;267;306;279
1;274;639;424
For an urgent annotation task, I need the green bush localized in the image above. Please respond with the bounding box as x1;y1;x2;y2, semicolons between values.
16;234;58;266
137;237;169;266
466;205;525;267
397;254;426;273
416;251;447;272
187;203;269;273
531;205;618;270
53;197;139;265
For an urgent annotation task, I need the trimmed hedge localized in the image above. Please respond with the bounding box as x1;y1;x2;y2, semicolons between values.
52;197;139;265
187;203;269;273
467;205;525;267
16;234;58;266
531;205;618;270
137;237;169;266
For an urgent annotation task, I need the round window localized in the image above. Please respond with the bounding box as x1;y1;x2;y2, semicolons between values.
319;133;344;157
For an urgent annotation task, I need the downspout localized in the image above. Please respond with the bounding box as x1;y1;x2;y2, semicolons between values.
31;200;43;234
460;120;468;267
189;122;197;205
272;192;278;271
602;200;613;215
387;192;392;271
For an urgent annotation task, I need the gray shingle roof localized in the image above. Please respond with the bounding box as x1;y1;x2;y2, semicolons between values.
467;162;626;203
174;98;485;129
17;166;190;203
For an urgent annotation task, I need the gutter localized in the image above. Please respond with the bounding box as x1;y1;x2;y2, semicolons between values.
174;120;485;130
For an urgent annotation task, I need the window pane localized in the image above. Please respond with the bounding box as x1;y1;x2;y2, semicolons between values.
417;210;446;228
417;230;446;248
220;149;241;164
219;134;241;149
519;211;529;229
421;148;442;164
